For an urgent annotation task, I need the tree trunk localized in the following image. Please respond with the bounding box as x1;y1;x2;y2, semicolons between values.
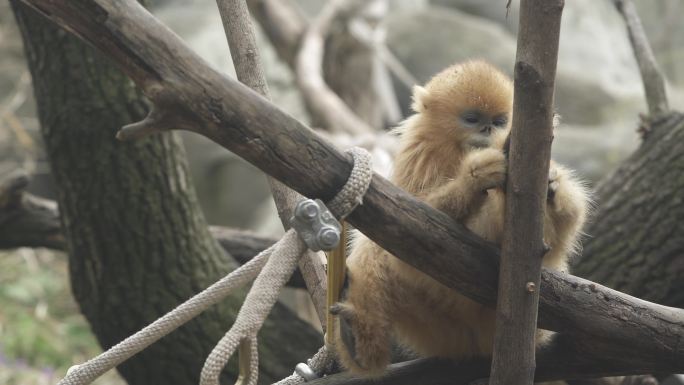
574;112;684;307
10;3;322;385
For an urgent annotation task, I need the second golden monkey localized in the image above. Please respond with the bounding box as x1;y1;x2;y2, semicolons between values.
333;60;589;375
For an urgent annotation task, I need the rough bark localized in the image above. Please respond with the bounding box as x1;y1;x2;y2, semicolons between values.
10;2;321;384
13;0;684;379
490;1;563;384
574;113;684;307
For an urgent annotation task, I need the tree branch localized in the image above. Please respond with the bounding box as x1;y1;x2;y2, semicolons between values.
305;332;665;385
16;0;684;378
0;171;64;250
613;0;669;118
246;0;307;69
489;1;564;384
0;181;306;288
296;0;373;134
215;0;329;328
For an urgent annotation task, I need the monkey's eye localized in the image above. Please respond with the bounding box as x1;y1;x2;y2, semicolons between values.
461;112;480;125
493;117;508;127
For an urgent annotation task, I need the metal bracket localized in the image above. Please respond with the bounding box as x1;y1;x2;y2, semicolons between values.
290;199;341;251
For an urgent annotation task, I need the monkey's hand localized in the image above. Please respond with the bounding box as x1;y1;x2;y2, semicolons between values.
425;148;506;220
461;148;508;192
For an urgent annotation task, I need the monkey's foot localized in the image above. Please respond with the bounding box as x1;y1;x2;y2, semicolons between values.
330;302;390;376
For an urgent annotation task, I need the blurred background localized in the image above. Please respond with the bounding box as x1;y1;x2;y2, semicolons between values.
1;0;683;383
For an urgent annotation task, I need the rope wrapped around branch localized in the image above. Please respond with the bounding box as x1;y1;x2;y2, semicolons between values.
57;147;373;385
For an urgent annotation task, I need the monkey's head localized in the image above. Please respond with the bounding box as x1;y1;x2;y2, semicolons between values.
410;60;513;150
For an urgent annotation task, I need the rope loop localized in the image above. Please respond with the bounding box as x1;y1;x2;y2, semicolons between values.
327;147;373;220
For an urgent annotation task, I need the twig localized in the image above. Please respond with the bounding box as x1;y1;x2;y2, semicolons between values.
215;0;329;328
489;1;564;385
613;0;669;118
16;0;684;378
296;0;373;134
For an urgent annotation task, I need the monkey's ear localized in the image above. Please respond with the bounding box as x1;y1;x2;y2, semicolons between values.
411;86;429;113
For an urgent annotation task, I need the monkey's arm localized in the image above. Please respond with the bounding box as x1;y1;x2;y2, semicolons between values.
425;148;507;220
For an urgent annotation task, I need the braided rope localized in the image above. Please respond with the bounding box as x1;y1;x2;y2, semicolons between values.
274;346;336;385
57;148;373;385
327;147;373;219
57;244;275;385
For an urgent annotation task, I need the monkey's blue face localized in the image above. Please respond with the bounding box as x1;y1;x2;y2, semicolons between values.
460;109;508;148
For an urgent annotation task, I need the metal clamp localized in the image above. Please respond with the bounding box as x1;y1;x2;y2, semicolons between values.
294;362;319;382
290;199;341;251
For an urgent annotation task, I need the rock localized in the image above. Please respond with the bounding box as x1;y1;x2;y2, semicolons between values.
385;6;517;115
431;0;519;33
552;123;640;184
417;1;652;126
180;131;275;231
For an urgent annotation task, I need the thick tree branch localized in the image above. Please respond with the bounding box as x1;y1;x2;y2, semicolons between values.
306;332;667;385
489;1;563;384
0;202;304;288
0;182;303;287
216;0;328;327
16;0;684;378
613;0;669;118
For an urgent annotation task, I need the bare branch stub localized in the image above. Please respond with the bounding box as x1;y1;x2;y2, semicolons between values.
16;0;684;378
0;171;64;250
613;0;669;118
489;1;565;384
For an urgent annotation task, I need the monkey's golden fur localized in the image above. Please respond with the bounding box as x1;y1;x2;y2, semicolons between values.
334;61;589;375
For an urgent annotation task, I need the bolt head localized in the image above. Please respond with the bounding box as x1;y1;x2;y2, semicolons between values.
317;227;340;249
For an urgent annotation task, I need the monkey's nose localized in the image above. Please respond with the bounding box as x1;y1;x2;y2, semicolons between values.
481;125;492;134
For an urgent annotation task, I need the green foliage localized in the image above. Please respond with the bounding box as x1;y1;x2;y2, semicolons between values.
0;249;124;385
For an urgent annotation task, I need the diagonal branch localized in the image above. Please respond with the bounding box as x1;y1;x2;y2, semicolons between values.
613;0;669;118
489;1;564;384
215;0;329;328
16;0;684;379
